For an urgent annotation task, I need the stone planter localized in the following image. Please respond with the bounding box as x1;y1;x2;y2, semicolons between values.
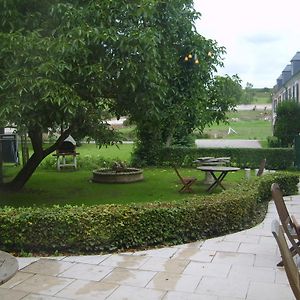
92;168;144;183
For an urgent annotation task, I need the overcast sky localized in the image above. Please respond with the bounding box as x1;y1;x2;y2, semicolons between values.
194;0;300;88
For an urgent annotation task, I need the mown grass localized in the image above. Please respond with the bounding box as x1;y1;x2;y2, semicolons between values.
251;90;272;104
202;110;272;141
1;108;273;207
77;143;134;161
0;166;245;207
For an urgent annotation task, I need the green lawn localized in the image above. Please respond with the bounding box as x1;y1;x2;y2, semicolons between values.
0;166;245;207
202;110;272;140
1;109;273;208
252;90;272;104
77;143;134;161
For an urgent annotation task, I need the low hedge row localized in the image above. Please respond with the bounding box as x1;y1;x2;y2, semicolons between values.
0;172;298;254
156;147;295;170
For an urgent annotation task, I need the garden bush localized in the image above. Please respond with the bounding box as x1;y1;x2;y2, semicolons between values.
0;172;298;255
39;155;122;171
156;147;295;170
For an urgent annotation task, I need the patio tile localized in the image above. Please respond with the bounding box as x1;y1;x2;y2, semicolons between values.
202;236;225;243
11;274;73;296
227;265;276;283
58;263;113;281
259;236;277;246
172;241;204;249
173;248;216;262
216;297;244;300
99;254;150;269
101;267;156;287
56;279;118;300
254;254;282;268
212;251;255;266
244;227;273;237
146;272;201;292
0;288;29;300
1;271;34;288
195;277;249;298
17;257;40;270
163;291;218;299
238;242;277;255
139;256;189;273
40;256;66;261
21;259;74;276
106;285;165;300
246;282;294;300
275;268;289;284
62;254;111;265
22;294;70;300
200;240;240;252
223;233;260;244
132;247;178;258
183;261;231;278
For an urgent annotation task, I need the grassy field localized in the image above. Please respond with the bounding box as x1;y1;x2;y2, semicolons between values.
0;166;245;207
1;107;273;207
202;110;272;141
251;90;272;104
78;143;134;161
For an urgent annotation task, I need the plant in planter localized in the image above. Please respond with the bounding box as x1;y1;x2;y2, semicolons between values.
92;161;144;183
111;161;128;173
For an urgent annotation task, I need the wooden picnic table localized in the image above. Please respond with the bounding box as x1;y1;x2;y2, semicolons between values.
194;157;231;166
197;165;240;193
194;157;231;184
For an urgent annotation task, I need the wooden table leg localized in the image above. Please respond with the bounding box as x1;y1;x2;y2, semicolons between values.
207;171;227;192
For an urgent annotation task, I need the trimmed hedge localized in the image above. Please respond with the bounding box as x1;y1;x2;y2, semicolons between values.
0;172;298;254
156;147;295;170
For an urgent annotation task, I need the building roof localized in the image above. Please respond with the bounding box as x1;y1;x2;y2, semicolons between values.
291;51;300;61
282;64;292;72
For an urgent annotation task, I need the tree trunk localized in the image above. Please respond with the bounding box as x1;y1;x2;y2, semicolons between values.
3;152;46;191
1;128;71;192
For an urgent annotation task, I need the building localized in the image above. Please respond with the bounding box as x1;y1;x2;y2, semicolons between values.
272;52;300;126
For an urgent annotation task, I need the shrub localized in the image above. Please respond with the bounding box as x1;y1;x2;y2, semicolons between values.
267;136;281;148
39;155;127;171
0;172;298;254
274;101;300;147
156;147;295;169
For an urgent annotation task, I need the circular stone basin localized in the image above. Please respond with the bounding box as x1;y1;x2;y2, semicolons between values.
92;168;144;183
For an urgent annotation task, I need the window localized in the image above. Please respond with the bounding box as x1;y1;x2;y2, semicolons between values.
288;88;292;99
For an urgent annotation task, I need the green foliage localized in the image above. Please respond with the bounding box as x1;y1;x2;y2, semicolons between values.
209;74;242;106
255;172;299;202
156;147;295;169
39;154;114;171
0;0;235;189
0;172;297;254
241;82;255;104
267;136;281;148
274;101;300;147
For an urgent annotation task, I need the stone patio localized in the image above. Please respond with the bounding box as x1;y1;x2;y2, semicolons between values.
1;194;300;299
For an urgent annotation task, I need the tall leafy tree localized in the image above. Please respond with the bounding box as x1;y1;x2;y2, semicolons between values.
0;0;234;190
